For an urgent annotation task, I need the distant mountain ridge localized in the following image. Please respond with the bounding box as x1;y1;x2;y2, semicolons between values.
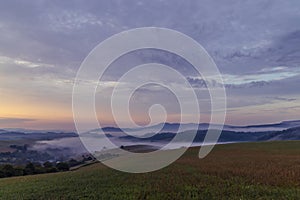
3;120;299;134
100;120;300;133
0;130;77;141
117;126;300;144
1;128;73;134
1;120;299;147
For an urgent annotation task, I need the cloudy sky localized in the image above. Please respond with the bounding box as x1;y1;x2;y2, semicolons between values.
0;0;300;130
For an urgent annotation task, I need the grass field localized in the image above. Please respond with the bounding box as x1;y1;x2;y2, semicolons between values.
0;141;299;199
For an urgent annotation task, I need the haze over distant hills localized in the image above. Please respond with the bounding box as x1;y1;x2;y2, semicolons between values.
0;119;299;167
1;120;300;140
0;120;300;155
100;120;300;134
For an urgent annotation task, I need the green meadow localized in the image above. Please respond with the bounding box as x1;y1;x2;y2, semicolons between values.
0;141;299;200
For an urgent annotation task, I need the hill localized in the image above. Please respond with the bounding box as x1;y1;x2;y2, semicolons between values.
100;120;300;133
118;126;300;143
0;141;299;199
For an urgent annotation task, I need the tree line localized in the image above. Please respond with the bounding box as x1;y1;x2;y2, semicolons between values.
0;159;83;178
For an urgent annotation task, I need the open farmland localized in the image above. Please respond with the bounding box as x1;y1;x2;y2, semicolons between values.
0;141;299;199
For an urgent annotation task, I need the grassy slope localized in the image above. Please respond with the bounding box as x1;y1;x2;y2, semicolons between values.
0;141;299;200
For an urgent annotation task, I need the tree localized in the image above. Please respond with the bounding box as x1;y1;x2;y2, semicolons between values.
45;167;58;173
43;161;53;168
56;162;69;171
13;167;24;176
24;162;35;175
68;159;80;167
2;164;14;177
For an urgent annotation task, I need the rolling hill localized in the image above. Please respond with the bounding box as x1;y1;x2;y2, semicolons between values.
0;141;299;199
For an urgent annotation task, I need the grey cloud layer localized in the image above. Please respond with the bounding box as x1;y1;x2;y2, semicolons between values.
0;0;300;125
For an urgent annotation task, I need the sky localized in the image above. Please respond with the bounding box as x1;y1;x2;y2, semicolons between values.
0;0;300;130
